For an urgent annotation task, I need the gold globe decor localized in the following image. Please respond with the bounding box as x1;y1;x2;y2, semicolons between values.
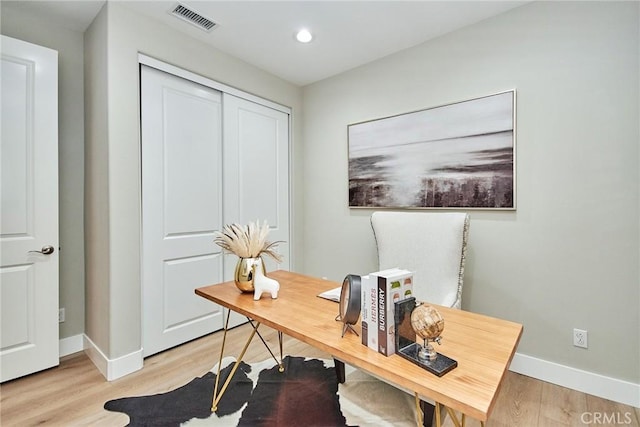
410;303;445;361
213;221;283;293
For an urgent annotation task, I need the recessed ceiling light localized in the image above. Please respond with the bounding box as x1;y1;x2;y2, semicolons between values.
295;29;313;43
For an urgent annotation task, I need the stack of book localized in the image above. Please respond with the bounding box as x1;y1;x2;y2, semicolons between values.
361;268;413;356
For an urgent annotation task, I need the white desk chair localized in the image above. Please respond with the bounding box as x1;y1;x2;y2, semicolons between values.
371;211;470;309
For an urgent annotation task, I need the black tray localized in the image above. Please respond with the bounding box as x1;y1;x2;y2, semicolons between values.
394;297;457;377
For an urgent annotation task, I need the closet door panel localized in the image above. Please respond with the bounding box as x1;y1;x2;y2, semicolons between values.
141;65;223;357
163;91;221;235
237;110;280;224
223;94;290;327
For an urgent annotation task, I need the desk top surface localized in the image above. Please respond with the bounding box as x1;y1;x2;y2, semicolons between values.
196;270;522;422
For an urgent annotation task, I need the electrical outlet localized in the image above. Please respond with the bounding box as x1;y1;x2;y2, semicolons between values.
58;308;65;323
573;328;588;348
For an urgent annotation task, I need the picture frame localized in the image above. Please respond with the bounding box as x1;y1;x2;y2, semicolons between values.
348;90;516;210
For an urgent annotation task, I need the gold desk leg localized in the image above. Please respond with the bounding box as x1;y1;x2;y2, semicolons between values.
211;309;232;411
211;312;260;412
414;393;424;427
431;401;480;427
278;331;284;372
445;405;463;427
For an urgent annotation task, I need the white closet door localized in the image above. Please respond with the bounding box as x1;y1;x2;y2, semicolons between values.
141;66;224;357
222;94;290;326
0;36;59;382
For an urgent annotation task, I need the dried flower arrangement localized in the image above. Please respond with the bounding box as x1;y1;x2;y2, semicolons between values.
213;220;283;263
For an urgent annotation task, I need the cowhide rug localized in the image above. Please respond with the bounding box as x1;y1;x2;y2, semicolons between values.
104;355;416;426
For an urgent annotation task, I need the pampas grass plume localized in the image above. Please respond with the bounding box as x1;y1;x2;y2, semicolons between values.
214;220;283;263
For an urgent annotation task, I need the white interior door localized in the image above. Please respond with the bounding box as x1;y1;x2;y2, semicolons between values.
0;36;59;382
223;93;290;327
141;65;224;357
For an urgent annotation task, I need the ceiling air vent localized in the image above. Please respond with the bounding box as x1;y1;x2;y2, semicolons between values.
170;3;217;32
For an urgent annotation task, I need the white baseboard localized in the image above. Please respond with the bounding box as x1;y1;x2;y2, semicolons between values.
510;352;640;408
83;334;143;381
59;334;84;357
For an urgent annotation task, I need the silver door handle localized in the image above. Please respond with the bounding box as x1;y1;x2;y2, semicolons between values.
29;245;55;255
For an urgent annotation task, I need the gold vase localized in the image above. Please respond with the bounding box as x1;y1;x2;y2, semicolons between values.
234;257;266;292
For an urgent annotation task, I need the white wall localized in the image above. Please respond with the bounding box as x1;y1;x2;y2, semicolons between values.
302;0;639;389
83;2;110;355
84;2;303;363
1;2;86;341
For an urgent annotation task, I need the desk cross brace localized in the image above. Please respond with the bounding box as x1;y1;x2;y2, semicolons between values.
211;308;284;412
429;400;484;427
412;394;485;427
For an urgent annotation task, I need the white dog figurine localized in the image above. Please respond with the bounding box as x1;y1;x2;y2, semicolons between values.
252;262;280;300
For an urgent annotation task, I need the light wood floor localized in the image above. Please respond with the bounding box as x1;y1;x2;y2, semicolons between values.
1;323;638;426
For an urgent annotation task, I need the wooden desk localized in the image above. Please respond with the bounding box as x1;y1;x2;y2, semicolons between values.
196;270;522;426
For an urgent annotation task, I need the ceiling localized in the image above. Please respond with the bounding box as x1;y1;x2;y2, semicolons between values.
5;1;530;86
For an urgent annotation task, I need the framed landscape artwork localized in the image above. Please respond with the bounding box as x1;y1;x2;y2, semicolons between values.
348;90;516;209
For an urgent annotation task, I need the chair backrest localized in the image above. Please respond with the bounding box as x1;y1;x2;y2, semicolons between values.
370;211;470;309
